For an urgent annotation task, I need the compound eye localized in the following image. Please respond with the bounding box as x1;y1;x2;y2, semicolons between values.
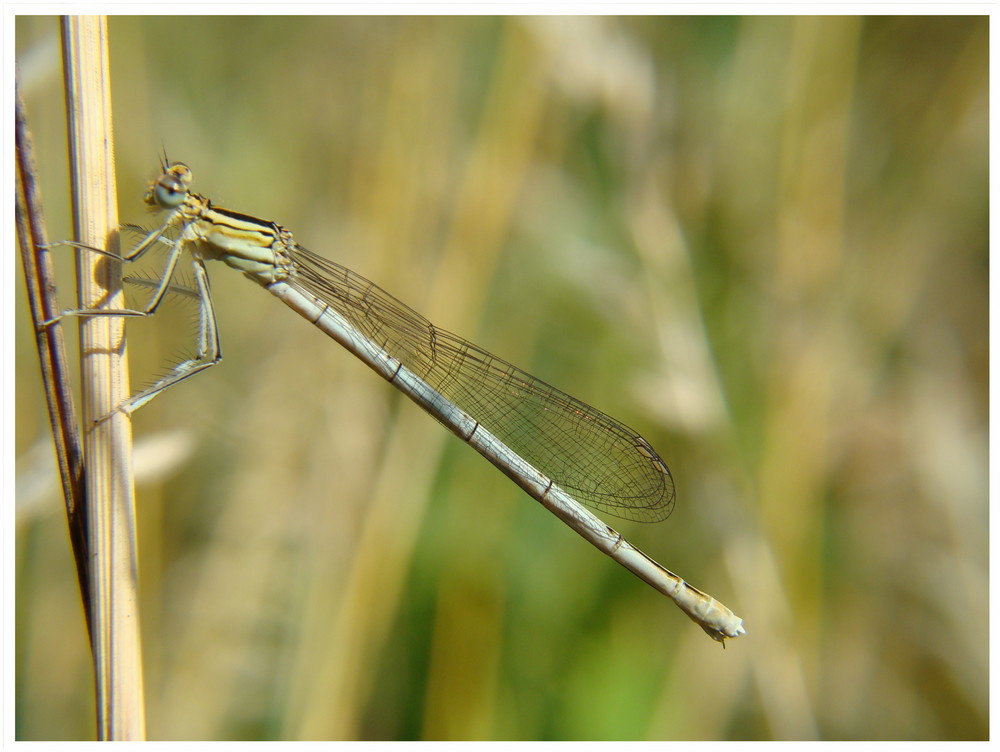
145;162;193;210
152;174;187;208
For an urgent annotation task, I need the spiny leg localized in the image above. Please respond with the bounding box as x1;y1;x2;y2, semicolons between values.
44;219;190;325
46;218;225;418
121;256;221;415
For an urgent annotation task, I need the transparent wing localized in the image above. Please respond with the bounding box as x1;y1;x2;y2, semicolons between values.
289;244;674;523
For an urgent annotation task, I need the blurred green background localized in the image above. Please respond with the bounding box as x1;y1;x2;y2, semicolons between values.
14;15;987;740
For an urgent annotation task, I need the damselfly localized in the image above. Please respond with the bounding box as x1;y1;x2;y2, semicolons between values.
71;159;745;643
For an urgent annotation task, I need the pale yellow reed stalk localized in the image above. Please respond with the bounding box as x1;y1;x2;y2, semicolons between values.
61;15;146;740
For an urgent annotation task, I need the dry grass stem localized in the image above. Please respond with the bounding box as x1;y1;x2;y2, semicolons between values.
15;79;91;637
61;14;145;740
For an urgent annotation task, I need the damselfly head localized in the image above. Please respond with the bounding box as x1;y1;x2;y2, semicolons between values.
145;162;193;211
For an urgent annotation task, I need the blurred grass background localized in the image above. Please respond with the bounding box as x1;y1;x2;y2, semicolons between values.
14;15;987;740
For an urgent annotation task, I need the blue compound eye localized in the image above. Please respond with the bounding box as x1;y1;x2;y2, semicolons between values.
153;177;186;208
145;162;193;209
